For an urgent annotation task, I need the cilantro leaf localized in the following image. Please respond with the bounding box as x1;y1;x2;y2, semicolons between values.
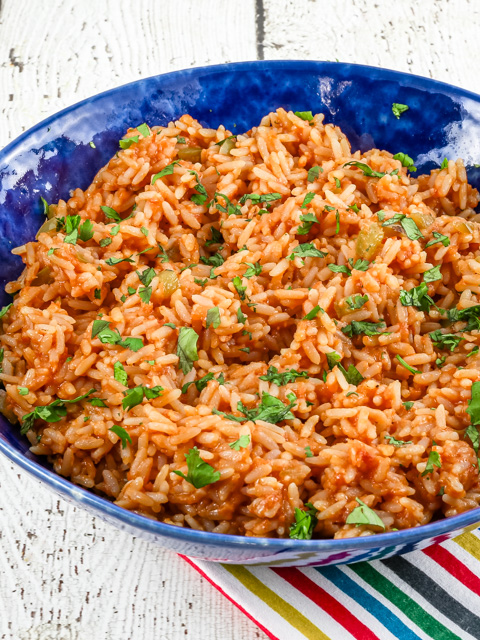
288;243;327;261
239;193;282;205
21;389;95;434
237;307;247;324
303;305;321;320
101;205;122;222
177;327;199;374
297;212;318;234
305;446;314;457
137;267;156;287
188;170;208;205
307;166;320;183
467;380;480;426
421;448;442;476
395;354;421;375
342;320;387;337
113;361;128;386
206;307;221;329
18;387;29;396
447;305;480;331
345;294;368;310
294;111;313;121
152;161;180;183
136;123;149;137
346;498;385;529
403;401;414;410
289;503;318;540
423;265;442;283
233;276;247;300
441;158;449;169
213;193;242;216
429;330;464;352
382;213;423;241
329;264;351;276
205;227;224;247
63;215;81;244
138;286;152;304
343;161;387;179
173;446;221;488
425;231;450;248
79;219;94;242
299;193;316;214
244;262;262;279
229;434;250;451
120;336;144;352
392;103;409;119
393;152;416;172
0;303;12;319
200;252;224;268
109;425;132;448
385;434;412;447
119;135;139;149
399;283;434;313
105;256;135;266
122;385;163;411
259;366;309;385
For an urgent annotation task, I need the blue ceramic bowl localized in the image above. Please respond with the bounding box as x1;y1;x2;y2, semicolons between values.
1;60;480;567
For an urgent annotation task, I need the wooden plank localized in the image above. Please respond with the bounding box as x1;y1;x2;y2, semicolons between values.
260;0;480;93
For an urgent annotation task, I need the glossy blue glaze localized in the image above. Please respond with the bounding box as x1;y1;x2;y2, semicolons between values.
1;60;480;566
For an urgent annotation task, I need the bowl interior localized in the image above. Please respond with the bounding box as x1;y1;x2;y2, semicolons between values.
1;60;480;556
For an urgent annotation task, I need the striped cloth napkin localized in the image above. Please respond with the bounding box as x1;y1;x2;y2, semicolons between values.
183;526;480;640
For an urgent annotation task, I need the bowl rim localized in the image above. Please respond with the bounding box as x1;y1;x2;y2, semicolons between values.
1;58;480;553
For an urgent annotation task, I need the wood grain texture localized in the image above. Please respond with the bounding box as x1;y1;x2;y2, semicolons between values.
261;0;480;93
2;0;480;638
0;2;264;639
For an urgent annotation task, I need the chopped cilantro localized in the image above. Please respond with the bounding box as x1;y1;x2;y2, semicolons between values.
233;276;247;300
403;401;414;410
440;158;449;170
343;161;388;179
18;387;29;396
345;294;368;310
288;243;327;261
237;307;247;324
346;498;385;529
429;330;464;352
109;425;132;449
213;193;242;217
100;238;112;247
423;265;442;283
173;446;221;488
303;305;321;320
205;227;224;247
300;193;316;210
21;389;95;434
294;111;313;121
396;354;421;375
425;231;450;248
176;327;199;374
392;103;409;119
385;434;412;447
239;193;282;205
152;161;180;183
305;446;314;458
382;213;424;241
206;307;221;329
119;135;139;149
307;166;320;183
260;366;309;385
342;320;386;337
189;170;208;205
297;212;318;234
229;434;251;451
138;286;152;304
137;123;149;137
244;262;262;279
101;205;122;222
422;448;442;476
393;152;416;172
122;384;163;411
113;361;128;385
289;503;318;540
105;256;135;266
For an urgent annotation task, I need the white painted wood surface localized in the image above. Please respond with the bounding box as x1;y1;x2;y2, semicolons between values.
1;0;480;638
